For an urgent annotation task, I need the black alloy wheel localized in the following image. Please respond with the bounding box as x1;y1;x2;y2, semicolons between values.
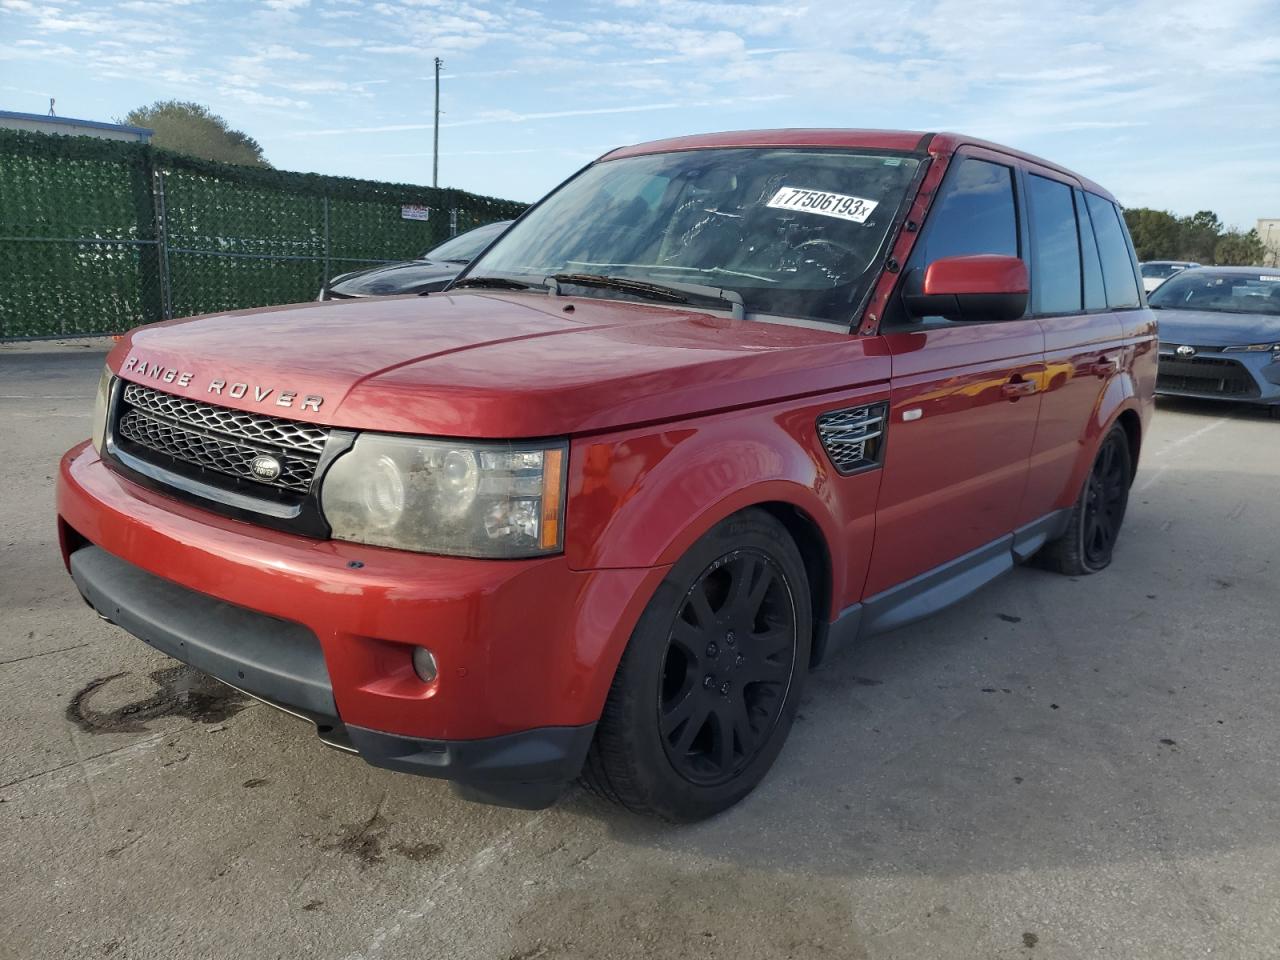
658;549;797;786
580;509;812;821
1039;423;1133;576
1082;429;1130;569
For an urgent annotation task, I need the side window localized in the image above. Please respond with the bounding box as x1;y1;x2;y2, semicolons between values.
1084;193;1141;309
1075;188;1107;310
917;157;1019;262
1026;174;1082;314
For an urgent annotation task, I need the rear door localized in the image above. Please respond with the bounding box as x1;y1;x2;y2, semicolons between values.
1016;173;1127;525
863;149;1045;597
1018;182;1142;525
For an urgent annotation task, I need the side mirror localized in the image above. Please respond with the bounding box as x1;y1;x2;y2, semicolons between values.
903;254;1029;322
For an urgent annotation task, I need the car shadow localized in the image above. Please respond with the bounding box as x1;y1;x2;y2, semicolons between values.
572;469;1279;877
1155;394;1278;420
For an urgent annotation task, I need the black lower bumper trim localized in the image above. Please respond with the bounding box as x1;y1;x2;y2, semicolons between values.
67;543;595;809
348;723;596;810
69;545;335;718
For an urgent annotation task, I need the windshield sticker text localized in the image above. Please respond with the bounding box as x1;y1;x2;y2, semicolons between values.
766;187;879;224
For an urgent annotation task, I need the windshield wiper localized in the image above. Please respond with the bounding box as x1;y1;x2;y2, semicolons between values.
551;273;745;320
450;275;533;291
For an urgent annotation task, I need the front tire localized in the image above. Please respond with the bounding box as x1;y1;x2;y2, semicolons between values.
1040;424;1132;575
581;509;811;821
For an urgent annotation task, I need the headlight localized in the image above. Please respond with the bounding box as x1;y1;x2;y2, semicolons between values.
320;434;566;558
91;367;112;454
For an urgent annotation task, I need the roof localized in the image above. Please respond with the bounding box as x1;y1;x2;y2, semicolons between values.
0;110;153;138
600;128;1115;203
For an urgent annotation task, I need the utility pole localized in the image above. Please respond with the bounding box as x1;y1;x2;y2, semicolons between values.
432;56;443;188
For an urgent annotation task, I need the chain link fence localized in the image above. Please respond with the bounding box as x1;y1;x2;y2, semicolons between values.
0;128;527;339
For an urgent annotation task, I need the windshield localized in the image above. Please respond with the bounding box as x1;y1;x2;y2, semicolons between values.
1141;262;1191;279
466;148;922;324
422;220;509;263
1149;271;1280;316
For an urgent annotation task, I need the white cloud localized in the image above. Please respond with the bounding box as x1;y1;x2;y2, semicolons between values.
219;86;309;109
1;0;1274;223
289;93;788;136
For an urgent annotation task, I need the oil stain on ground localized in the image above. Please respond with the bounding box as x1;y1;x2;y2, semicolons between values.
319;811;444;868
66;664;248;735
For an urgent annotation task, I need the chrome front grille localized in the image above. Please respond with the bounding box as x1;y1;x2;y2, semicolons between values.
817;403;888;474
122;383;327;453
114;383;329;493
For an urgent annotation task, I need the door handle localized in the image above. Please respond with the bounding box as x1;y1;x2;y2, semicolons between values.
1088;356;1118;378
1001;377;1039;400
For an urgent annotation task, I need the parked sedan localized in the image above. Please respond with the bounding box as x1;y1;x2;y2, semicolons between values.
1140;260;1199;293
319;220;512;300
1152;266;1280;415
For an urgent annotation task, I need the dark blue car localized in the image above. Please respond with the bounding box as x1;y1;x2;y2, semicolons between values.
1152;266;1280;416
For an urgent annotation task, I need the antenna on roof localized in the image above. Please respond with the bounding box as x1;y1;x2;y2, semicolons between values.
48;97;56;117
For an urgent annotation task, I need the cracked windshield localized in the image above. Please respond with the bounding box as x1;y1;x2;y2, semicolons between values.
469;148;922;324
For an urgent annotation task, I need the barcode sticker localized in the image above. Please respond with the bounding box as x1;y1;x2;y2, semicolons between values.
766;186;879;223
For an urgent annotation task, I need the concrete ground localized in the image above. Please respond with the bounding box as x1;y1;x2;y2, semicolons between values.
2;341;1278;960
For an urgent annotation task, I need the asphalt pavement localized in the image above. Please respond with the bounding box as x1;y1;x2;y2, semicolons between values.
2;340;1278;960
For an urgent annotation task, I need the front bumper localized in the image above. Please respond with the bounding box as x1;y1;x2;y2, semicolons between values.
1156;346;1280;404
57;442;666;807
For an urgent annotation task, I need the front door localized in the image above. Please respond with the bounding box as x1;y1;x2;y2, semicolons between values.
864;151;1044;597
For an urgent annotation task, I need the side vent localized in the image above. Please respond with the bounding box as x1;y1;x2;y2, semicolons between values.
816;402;888;474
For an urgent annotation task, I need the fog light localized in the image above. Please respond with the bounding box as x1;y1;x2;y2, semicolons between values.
411;646;438;683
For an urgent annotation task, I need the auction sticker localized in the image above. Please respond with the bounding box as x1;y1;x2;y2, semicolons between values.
766;187;878;223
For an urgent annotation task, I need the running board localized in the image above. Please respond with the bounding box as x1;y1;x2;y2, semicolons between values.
821;509;1069;659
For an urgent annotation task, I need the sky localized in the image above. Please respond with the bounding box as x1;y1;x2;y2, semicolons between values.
2;0;1278;228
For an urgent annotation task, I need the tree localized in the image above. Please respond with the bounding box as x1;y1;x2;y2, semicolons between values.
122;100;270;167
1123;208;1182;261
1179;210;1222;263
1121;207;1263;265
1213;229;1266;266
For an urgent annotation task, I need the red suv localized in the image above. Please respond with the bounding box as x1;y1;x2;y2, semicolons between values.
58;130;1155;821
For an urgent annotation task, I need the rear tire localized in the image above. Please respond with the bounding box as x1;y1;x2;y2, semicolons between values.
1039;424;1132;576
581;508;811;822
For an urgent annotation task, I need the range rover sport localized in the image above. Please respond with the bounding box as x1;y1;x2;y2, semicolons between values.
57;130;1155;821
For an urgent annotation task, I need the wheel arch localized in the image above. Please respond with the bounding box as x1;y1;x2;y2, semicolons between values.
754;501;834;667
1115;407;1143;481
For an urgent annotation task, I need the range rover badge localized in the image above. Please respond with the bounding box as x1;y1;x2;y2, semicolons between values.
250;455;283;481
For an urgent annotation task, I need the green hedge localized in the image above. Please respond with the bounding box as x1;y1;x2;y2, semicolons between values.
0;127;526;338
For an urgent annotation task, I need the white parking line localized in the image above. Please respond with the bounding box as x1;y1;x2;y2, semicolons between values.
1137;415;1229;492
1150;416;1230;459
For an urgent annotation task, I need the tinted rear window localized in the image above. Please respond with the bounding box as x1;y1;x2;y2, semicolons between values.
1027;175;1082;314
1076;189;1107;310
1084;193;1141;309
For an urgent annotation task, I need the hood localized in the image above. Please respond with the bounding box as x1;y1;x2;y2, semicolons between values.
328;259;461;296
1155;308;1280;347
110;292;884;438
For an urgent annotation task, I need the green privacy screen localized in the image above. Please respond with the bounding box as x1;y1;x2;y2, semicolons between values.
0;128;527;339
